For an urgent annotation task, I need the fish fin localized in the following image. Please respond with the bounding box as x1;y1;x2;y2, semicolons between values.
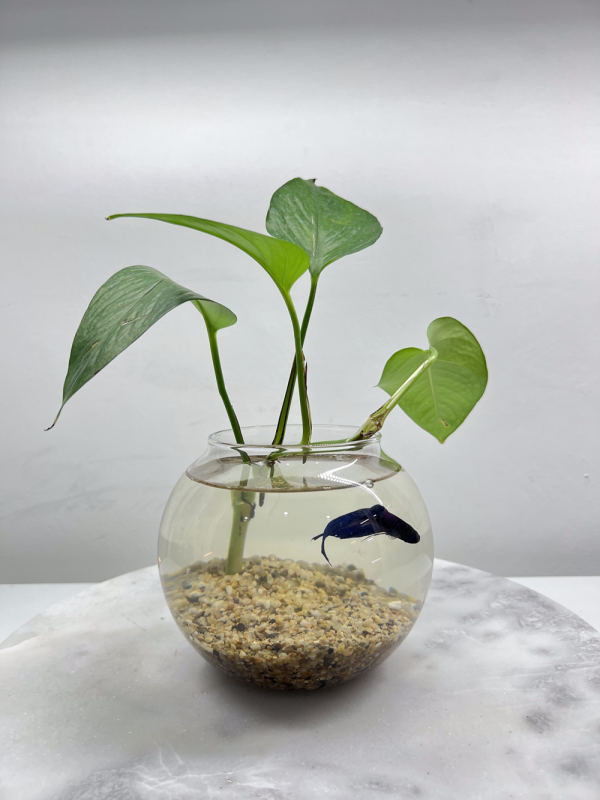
311;533;324;541
321;536;332;566
364;507;382;534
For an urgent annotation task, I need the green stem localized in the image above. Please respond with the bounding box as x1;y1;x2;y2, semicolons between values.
222;285;313;575
272;361;297;446
226;489;256;574
281;291;313;445
207;328;244;444
348;348;438;441
300;274;319;342
272;275;319;445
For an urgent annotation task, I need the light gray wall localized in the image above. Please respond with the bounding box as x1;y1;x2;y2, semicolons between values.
1;1;599;581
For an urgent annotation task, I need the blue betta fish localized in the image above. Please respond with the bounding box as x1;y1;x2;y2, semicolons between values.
312;504;420;566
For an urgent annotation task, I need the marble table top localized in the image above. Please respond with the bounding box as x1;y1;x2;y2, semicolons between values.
1;561;599;800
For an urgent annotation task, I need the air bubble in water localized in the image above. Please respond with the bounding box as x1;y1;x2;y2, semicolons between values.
364;479;374;488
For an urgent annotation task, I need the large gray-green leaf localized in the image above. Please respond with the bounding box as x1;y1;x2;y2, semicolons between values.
377;317;487;442
107;213;309;294
50;265;236;426
265;178;382;276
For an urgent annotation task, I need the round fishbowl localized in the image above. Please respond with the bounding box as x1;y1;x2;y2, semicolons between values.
158;425;433;690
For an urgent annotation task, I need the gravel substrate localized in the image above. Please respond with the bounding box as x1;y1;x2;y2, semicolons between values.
162;555;420;690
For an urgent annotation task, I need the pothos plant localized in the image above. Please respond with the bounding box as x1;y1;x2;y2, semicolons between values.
49;178;488;574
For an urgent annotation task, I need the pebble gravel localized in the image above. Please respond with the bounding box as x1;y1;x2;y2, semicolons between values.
163;555;420;690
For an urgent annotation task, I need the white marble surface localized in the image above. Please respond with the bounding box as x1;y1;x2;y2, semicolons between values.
509;576;600;633
1;561;600;800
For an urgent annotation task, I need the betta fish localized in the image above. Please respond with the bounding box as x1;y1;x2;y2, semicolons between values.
312;504;420;566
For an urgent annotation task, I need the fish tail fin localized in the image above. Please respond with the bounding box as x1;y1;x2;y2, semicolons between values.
321;537;332;566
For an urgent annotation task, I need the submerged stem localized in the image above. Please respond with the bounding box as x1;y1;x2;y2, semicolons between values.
272;275;319;445
226;489;256;575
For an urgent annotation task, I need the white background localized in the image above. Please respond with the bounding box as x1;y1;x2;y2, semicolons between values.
1;0;599;581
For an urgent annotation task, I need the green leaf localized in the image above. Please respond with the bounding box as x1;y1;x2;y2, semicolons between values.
377;317;487;442
265;178;382;276
50;265;236;426
107;213;309;294
191;297;236;333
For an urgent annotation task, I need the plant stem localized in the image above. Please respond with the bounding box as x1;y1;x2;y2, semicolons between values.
226;489;256;574
349;348;438;441
272;275;319;445
207;328;244;444
223;283;312;575
272;361;296;446
281;291;313;445
300;274;319;342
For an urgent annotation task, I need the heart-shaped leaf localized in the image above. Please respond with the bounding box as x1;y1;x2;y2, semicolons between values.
50;265;236;426
377;317;487;442
107;213;309;294
265;178;382;276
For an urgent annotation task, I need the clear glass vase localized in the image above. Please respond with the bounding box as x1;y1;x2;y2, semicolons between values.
158;425;433;690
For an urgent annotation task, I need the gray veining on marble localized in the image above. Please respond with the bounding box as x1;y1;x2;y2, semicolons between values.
1;561;599;799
